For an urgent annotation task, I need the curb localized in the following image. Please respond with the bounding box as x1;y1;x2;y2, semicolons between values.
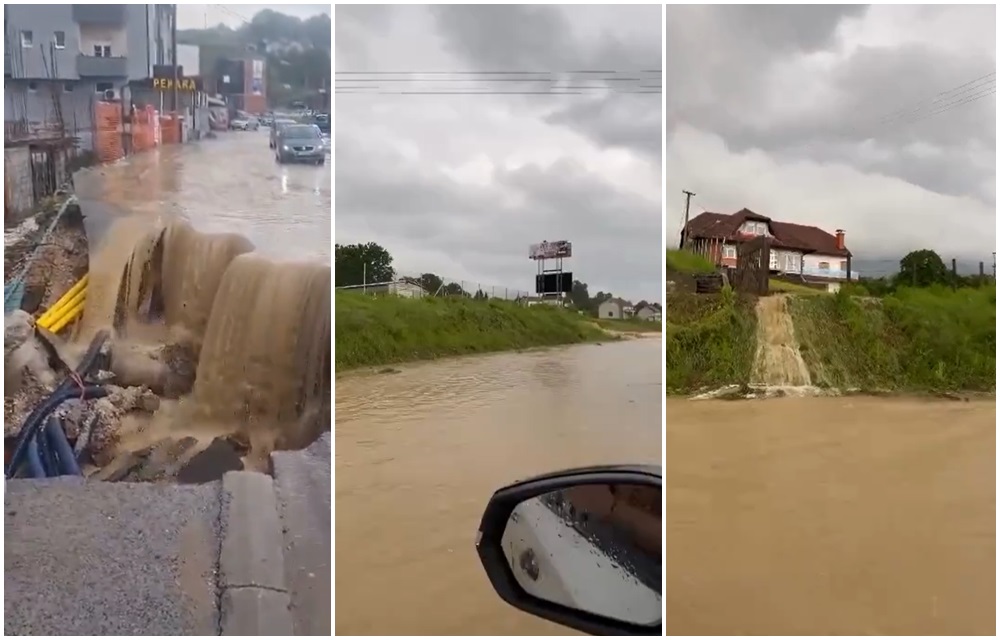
218;471;293;636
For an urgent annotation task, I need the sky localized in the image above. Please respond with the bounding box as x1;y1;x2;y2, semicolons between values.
176;4;330;30
665;5;996;277
335;5;663;302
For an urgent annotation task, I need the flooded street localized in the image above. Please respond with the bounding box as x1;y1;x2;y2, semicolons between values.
335;339;662;635
666;396;995;636
74;130;331;262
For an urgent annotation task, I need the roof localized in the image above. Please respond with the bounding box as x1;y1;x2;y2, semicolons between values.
600;297;632;308
684;208;851;257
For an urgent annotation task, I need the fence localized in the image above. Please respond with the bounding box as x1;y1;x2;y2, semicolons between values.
335;272;531;302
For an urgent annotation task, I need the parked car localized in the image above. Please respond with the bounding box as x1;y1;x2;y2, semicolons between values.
313;113;330;134
274;124;326;165
231;116;260;131
269;118;299;148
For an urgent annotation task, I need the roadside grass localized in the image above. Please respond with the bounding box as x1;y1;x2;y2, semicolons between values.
770;279;826;295
666;249;716;274
335;291;605;370
789;285;995;392
595;317;662;333
665;288;756;393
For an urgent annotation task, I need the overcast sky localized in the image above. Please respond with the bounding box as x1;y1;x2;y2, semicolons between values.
335;5;662;302
665;5;996;275
177;4;330;30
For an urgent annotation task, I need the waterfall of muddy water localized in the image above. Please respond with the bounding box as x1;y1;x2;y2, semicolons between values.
335;339;662;635
752;295;812;387
158;221;255;350
666;396;995;635
75;216;163;343
188;254;331;464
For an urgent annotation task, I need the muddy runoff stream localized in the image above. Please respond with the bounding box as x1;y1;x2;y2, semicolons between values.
335;338;662;635
65;215;331;475
666;396;995;635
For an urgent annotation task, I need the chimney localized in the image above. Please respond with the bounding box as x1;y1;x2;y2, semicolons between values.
835;229;845;251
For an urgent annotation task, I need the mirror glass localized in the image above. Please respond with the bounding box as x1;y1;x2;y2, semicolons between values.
500;482;662;626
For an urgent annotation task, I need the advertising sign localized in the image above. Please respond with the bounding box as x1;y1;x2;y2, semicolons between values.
529;240;572;260
535;272;574;295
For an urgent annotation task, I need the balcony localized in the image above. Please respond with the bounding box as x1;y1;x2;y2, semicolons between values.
72;4;127;25
77;54;127;78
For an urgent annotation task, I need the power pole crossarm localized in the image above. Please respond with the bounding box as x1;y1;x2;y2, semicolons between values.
680;190;696;248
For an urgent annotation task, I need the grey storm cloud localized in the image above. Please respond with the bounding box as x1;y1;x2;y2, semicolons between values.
665;4;996;266
335;5;662;302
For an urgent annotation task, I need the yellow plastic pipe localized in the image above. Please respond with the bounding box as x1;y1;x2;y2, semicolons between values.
48;301;84;334
40;287;86;331
38;275;88;326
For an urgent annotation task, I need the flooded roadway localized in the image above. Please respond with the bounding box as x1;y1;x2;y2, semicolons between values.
666;396;995;636
74;130;331;262
335;338;662;635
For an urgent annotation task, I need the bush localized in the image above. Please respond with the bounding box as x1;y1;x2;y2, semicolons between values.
789;285;995;391
665;288;756;392
666;249;716;274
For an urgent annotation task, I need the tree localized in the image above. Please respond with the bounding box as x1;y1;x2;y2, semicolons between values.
898;249;950;288
335;243;394;287
440;282;469;297
473;289;488;300
568;279;591;310
418;273;443;295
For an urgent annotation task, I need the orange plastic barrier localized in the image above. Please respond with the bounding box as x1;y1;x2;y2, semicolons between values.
159;112;181;145
94;101;124;163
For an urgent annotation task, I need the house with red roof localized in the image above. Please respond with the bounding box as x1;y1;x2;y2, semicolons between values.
680;208;854;281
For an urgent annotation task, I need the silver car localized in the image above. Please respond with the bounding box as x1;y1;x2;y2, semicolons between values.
275;125;325;165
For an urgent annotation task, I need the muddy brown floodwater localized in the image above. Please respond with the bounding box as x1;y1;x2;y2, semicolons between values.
335;338;662;635
666;396;995;636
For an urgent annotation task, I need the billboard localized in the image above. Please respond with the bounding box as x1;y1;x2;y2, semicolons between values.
535;272;574;295
529;240;572;260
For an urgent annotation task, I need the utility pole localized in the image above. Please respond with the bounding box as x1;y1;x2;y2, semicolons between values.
680;190;695;248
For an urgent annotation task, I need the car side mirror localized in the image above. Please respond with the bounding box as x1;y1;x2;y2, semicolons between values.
476;465;662;636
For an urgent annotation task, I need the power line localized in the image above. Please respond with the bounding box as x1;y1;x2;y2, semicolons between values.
870;72;996;129
334;69;661;95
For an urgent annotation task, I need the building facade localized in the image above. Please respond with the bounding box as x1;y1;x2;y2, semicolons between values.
4;4;175;145
682;208;854;281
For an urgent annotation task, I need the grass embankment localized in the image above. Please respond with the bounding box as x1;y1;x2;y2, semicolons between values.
665;288;757;393
789;286;996;392
666;249;716;274
335;292;606;370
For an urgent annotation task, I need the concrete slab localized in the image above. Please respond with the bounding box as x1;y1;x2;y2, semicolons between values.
4;477;221;636
271;432;331;636
219;471;287;591
220;587;294;636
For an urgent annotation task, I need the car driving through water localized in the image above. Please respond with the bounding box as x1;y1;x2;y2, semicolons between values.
274;124;326;165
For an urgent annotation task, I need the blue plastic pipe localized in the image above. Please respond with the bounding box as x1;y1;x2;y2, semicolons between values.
25;437;45;479
6;385;108;479
45;416;82;476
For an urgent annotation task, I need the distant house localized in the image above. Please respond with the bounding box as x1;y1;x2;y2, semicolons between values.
598;298;634;320
350;277;427;298
681;208;854;280
634;301;662;322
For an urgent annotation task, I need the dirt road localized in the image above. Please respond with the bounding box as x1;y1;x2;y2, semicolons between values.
666;396;994;636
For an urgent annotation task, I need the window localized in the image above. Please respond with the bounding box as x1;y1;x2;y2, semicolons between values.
93;44;112;57
818;261;831;271
786;254;799;272
606;310;614;318
27;81;38;92
723;245;737;259
53;31;65;49
64;82;75;92
20;30;33;48
840;261;848;272
96;82;114;94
